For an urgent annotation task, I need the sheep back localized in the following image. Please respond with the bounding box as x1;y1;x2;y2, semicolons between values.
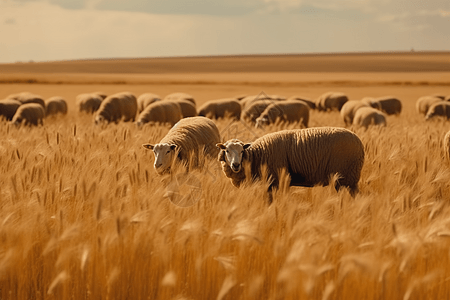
171;99;198;118
340;100;369;126
77;93;103;113
316;92;348;111
198;98;241;120
160;116;221;166
7;92;45;108
95;92;137;123
12;103;45;126
163;92;196;106
287;96;316;110
0;99;21;121
45;97;68;116
416;96;443;116
352;107;387;128
256;100;309;127
137;101;182;126
374;96;402;115
219;127;364;194
137;93;161;113
426;102;450;120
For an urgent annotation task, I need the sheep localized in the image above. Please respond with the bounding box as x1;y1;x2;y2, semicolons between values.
137;93;161;113
95;92;137;124
315;92;348;111
216;127;365;203
0;99;21;121
163;92;196;106
444;130;450;162
361;97;381;110
142;116;221;174
171;99;198;118
352;107;387;129
93;92;108;100
287;96;316;110
240;94;285;108
45;97;68;116
198;98;241;120
416;96;443;116
7;92;45;108
255;100;309;128
340;100;369;126
425;102;450;121
373;96;402;115
241;100;272;124
11;103;45;126
136;101;182;127
76;93;104;113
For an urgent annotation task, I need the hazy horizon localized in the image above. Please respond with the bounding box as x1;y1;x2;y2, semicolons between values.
1;0;449;63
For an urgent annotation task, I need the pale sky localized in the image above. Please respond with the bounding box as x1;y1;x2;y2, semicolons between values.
0;0;449;63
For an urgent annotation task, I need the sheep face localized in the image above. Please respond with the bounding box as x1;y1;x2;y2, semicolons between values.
95;115;106;125
143;143;177;174
216;141;251;173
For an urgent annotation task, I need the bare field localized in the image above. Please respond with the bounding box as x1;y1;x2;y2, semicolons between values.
1;53;450;299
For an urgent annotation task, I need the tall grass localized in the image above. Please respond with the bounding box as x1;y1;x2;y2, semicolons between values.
1;108;450;300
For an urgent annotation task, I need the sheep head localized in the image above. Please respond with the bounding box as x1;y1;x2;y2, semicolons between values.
216;139;251;173
143;143;178;175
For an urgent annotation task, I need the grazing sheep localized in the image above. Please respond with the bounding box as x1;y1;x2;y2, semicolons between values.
142;116;221;174
7;92;45;108
241;100;273;124
255;100;309;128
45;97;68;116
287;96;316;110
163;92;196;106
95;92;137;124
444;130;450;161
198;98;241;120
171;99;198;118
372;96;402;115
77;93;104;113
240;94;285;108
340;100;369;126
425;102;450;121
315;92;348;111
352;107;387;129
136;101;182;127
361;97;381;110
416;96;443;116
216;127;365;203
11;103;45;126
137;93;161;113
0;99;21;121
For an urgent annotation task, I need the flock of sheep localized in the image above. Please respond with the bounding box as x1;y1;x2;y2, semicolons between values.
1;90;450;203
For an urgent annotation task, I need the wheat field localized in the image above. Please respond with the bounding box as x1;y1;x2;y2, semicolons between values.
1;100;450;299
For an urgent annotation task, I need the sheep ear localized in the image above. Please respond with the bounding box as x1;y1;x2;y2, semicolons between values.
243;143;252;150
170;144;177;150
218;150;226;162
216;143;226;150
142;144;154;150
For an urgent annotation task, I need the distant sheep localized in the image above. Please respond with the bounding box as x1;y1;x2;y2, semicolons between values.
77;93;104;114
216;127;365;203
373;96;402;115
142;116;221;174
198;98;241;120
136;101;182;127
361;97;381;110
425;102;450;121
242;100;276;124
416;96;443;116
353;107;387;128
255;100;309;128
137;93;161;113
11;103;45;126
95;92;137;124
287;96;316;110
240;94;285;108
0;99;21;121
340;100;369;126
45;97;68;116
315;92;348;111
7;92;45;108
171;99;198;118
163;92;196;106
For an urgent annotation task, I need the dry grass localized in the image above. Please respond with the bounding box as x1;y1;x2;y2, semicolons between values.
1;102;450;300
